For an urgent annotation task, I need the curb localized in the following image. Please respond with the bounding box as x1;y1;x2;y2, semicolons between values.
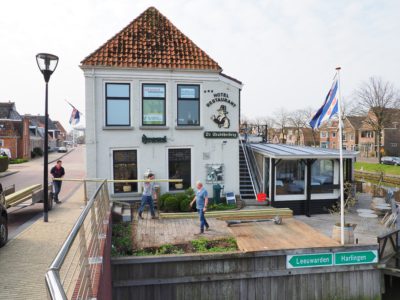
48;148;76;164
0;170;19;178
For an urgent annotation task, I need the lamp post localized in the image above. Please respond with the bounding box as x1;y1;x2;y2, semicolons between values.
36;53;59;222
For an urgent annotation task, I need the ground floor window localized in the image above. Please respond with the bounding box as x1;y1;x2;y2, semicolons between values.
311;159;335;194
275;160;305;195
168;148;191;191
113;150;138;193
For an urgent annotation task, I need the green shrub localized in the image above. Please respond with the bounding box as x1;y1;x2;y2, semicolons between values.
158;193;171;211
180;198;192;212
176;192;188;203
208;203;236;211
111;222;133;256
10;158;28;164
0;156;9;172
185;187;195;199
156;244;184;255
163;196;180;212
33;147;43;157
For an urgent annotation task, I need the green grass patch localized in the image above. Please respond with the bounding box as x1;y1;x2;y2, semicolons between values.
111;222;133;257
9;158;28;164
207;203;237;211
354;162;400;176
132;237;238;256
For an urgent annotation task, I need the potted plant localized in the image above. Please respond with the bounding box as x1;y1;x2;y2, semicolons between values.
329;182;357;244
0;155;9;172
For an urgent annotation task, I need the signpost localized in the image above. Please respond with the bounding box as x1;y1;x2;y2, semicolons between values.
286;253;333;269
334;250;378;265
287;250;378;269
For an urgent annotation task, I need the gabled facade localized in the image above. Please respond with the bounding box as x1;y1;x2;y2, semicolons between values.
0;102;30;159
81;7;242;199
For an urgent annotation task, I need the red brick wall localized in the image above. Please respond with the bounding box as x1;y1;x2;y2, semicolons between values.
1;137;18;158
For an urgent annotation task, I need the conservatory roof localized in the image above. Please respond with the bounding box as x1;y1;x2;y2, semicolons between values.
249;143;358;159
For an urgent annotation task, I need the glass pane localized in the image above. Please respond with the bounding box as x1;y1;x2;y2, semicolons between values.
143;99;165;125
178;85;199;99
169;149;191;190
107;99;130;125
311;159;335;194
113;150;137;193
276;160;305;195
178;100;199;125
107;84;129;97
143;85;165;98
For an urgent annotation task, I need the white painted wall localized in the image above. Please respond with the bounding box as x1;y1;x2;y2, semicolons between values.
82;68;242;199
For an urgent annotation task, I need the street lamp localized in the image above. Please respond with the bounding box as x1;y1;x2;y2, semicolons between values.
36;53;59;222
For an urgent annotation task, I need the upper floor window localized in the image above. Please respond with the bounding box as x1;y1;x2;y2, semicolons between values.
177;85;200;126
332;132;336;138
142;84;166;126
361;131;374;138
320;131;327;138
105;83;130;126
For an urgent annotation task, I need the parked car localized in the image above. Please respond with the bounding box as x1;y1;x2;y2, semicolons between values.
0;183;8;247
381;156;400;166
57;147;67;153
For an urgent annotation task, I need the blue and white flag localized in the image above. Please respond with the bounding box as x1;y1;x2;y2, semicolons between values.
309;76;339;129
67;101;80;125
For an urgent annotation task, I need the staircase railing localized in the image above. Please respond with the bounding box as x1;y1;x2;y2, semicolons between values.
239;139;258;197
245;142;263;195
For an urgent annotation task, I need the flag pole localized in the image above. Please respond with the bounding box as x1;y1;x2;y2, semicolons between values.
336;66;345;245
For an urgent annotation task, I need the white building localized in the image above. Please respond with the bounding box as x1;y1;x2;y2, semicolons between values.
81;7;242;200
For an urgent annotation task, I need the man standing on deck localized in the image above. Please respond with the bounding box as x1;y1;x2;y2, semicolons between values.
190;181;209;234
138;173;158;219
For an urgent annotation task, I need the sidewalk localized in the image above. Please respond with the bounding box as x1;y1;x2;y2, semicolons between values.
0;184;85;300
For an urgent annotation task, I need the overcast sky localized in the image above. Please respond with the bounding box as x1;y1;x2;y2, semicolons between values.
1;0;399;130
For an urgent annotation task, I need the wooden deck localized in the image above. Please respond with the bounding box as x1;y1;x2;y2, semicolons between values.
133;210;340;251
229;218;340;251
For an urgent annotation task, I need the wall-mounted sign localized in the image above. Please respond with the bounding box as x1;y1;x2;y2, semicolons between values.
142;134;167;144
206;92;236;108
211;105;230;128
206;164;224;183
143;85;165;98
204;131;238;139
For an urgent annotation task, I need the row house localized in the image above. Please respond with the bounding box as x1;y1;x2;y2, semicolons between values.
0;102;30;159
81;7;242;199
319;120;339;149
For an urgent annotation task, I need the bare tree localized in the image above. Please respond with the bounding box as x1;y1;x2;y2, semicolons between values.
288;109;309;145
354;77;400;163
274;108;290;143
302;106;319;146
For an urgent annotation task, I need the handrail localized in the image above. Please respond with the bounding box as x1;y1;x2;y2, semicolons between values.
246;143;263;194
377;229;400;261
45;179;108;299
240;139;257;197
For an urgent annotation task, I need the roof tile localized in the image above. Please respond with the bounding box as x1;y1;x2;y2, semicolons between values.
81;7;221;71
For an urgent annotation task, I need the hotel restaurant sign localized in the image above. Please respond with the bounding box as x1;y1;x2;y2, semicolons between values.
205;91;238;139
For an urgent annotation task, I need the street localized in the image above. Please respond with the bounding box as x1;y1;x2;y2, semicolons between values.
1;146;86;239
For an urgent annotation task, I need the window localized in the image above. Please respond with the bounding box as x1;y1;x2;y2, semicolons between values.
321;142;329;148
320;131;327;138
391;143;398;147
361;131;374;138
0;139;3;147
105;83;130;126
113;150;138;193
168;148;191;190
177;85;200;126
332;132;336;138
311;160;335;194
142;84;166;125
275;160;305;195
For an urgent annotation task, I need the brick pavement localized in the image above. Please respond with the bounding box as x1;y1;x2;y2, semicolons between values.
0;184;85;300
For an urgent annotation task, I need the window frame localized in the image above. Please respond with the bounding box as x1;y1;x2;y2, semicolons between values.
176;84;201;126
111;149;138;194
142;83;167;126
167;147;192;192
105;83;131;127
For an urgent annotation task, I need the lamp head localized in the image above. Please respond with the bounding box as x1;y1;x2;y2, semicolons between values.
36;53;59;82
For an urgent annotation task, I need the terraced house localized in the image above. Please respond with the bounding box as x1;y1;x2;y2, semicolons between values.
81;7;242;200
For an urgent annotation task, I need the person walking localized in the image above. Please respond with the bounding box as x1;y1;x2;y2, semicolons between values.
138;173;158;219
190;181;209;234
50;160;65;204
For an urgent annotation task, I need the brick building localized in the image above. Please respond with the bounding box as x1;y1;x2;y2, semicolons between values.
0;102;30;159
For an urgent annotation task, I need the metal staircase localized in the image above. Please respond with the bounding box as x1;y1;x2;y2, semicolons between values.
239;140;257;204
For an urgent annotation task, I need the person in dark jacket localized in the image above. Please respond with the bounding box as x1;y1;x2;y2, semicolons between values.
50;160;65;204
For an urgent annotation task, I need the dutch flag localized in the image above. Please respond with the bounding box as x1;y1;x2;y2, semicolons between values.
67;101;81;125
309;76;339;129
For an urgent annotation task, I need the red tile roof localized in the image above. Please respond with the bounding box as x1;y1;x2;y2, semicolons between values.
81;7;222;71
